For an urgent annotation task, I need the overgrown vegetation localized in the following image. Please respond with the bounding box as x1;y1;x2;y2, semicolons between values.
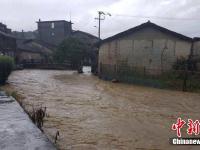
30;106;46;130
13;91;46;131
0;55;14;84
5;90;47;131
53;37;87;69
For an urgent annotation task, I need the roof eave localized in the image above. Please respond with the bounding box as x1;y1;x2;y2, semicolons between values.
99;22;193;45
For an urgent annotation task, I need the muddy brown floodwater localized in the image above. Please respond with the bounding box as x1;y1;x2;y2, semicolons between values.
7;68;200;150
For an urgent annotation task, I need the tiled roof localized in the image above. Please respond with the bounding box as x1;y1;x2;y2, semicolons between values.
100;21;193;45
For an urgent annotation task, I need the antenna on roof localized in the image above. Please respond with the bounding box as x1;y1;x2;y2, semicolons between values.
69;11;72;22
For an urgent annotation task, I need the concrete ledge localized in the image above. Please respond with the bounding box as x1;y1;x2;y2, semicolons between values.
0;92;56;150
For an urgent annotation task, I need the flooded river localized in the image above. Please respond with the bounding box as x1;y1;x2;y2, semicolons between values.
7;68;200;150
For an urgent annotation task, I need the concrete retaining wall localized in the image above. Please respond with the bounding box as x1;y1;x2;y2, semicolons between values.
0;91;56;150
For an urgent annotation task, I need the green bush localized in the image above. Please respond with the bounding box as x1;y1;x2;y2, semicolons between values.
53;37;87;68
0;55;14;84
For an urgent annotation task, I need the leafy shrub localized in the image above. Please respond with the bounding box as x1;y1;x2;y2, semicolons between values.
0;55;14;84
53;37;87;68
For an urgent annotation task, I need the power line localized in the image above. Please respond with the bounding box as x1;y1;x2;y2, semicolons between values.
95;11;111;39
113;14;200;21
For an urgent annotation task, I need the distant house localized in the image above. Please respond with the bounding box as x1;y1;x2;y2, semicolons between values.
0;23;16;58
0;23;12;34
12;30;37;40
193;38;200;58
72;30;99;45
37;19;72;46
16;39;52;64
98;21;200;78
72;30;99;67
12;19;100;68
193;38;200;70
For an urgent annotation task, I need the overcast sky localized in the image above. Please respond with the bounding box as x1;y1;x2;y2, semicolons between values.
0;0;200;39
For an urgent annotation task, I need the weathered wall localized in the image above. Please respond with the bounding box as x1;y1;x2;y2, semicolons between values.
193;41;200;56
0;33;16;58
99;27;192;76
193;41;200;70
17;51;42;63
38;21;72;46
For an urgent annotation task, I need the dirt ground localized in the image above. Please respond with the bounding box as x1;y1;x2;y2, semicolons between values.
5;69;200;150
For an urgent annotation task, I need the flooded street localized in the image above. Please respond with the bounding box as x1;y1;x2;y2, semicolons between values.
7;68;200;150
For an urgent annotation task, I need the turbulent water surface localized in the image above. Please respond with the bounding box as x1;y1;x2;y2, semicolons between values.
7;68;200;150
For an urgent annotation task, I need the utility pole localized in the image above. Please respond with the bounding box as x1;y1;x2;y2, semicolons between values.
98;11;101;39
95;11;111;39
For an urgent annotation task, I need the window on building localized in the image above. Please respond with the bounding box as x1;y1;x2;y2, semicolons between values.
51;23;55;29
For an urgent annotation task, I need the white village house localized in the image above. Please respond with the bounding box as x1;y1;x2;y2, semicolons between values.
98;21;200;78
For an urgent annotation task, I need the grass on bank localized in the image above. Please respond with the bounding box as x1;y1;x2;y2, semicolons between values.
0;55;14;85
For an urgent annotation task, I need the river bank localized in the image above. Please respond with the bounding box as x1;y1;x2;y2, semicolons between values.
0;91;56;150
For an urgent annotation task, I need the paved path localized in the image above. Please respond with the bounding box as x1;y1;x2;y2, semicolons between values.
0;91;56;150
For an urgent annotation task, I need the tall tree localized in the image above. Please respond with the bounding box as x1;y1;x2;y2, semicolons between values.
54;37;87;68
